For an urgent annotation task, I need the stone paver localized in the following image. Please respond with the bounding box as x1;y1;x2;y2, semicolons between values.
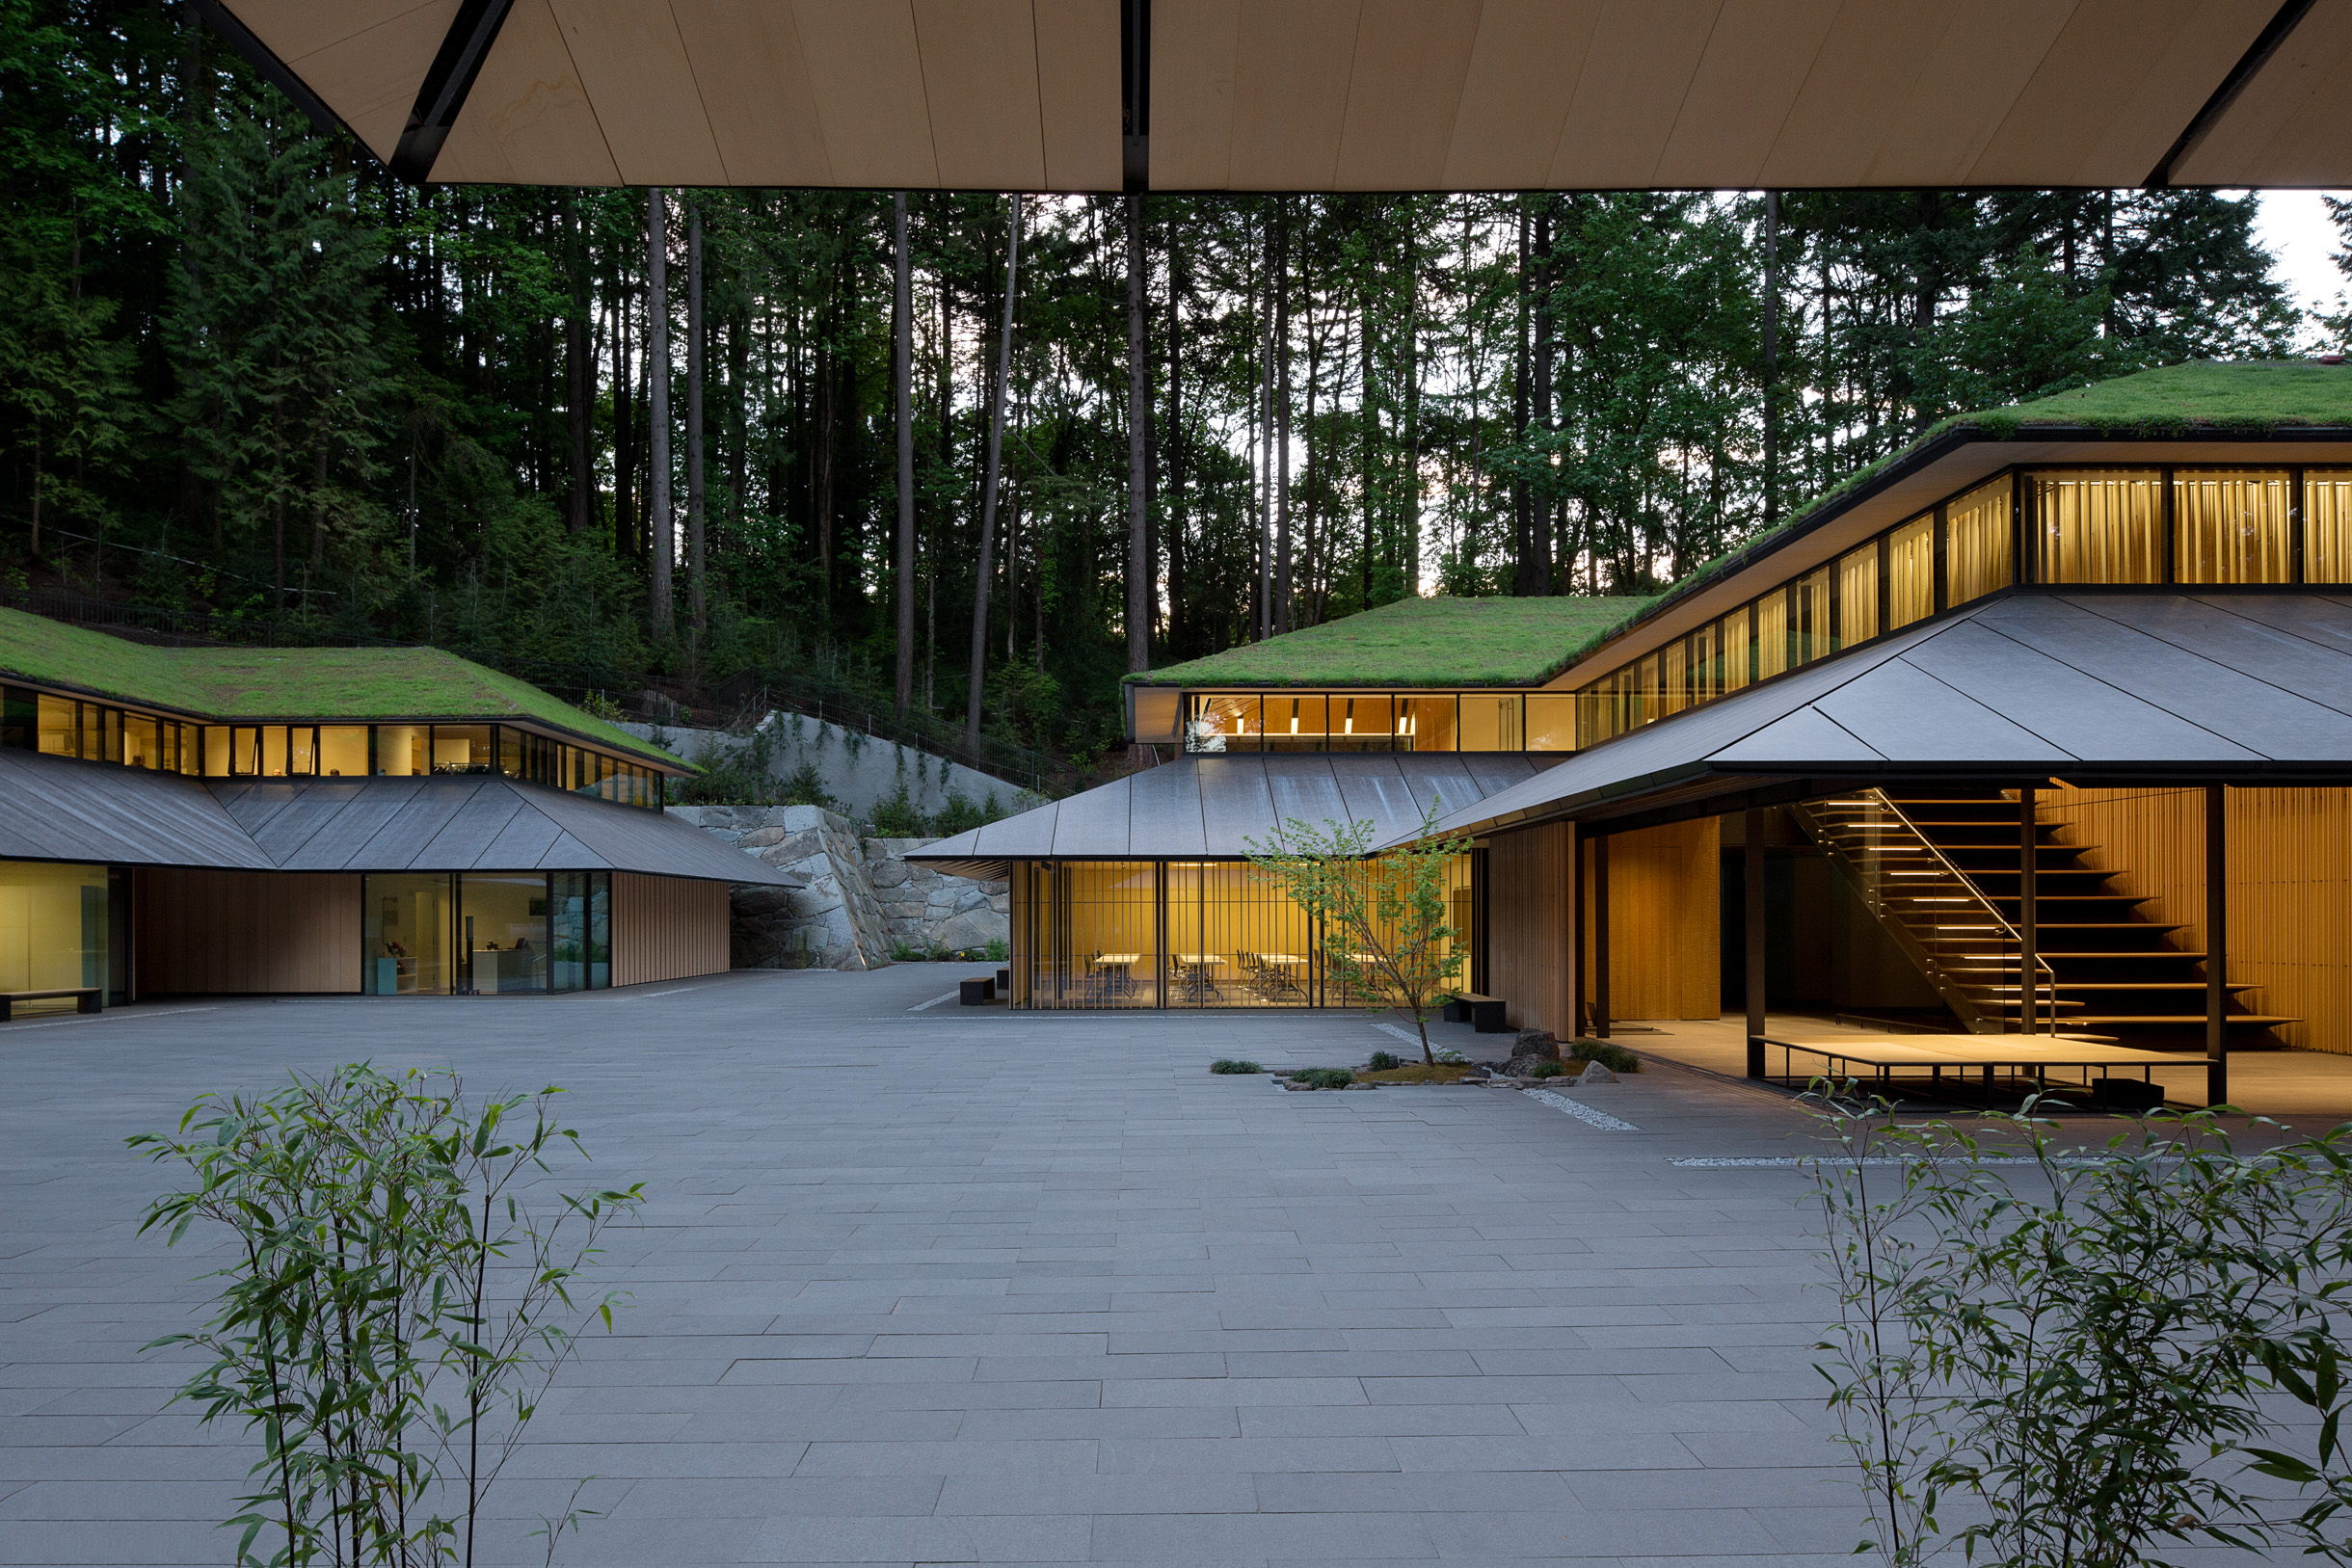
2;969;1878;1566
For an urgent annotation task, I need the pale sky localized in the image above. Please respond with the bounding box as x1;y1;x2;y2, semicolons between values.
2250;189;2348;344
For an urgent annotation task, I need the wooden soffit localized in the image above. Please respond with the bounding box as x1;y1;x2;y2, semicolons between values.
210;0;2351;190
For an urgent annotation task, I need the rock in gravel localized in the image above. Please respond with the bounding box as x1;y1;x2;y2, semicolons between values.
1577;1061;1617;1085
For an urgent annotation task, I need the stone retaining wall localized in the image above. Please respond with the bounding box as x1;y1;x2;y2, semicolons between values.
666;805;1008;970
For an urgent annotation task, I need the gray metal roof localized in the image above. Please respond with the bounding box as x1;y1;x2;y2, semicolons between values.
908;753;1560;876
0;749;276;869
0;758;796;884
1403;590;2352;844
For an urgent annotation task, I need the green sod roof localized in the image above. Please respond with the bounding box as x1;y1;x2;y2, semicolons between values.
0;607;683;768
1134;595;1653;689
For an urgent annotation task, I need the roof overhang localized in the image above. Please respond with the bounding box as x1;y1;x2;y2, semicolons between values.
1405;588;2352;844
205;0;2352;191
1547;426;2352;692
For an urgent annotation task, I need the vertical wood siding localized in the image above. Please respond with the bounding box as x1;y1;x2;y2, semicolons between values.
1586;817;1722;1023
2038;786;2352;1054
1486;821;1571;1037
134;869;361;994
612;873;731;986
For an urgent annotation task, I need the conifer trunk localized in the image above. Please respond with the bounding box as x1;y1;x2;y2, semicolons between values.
646;189;672;636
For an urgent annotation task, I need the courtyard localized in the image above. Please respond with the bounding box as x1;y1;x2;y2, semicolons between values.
0;970;2315;1567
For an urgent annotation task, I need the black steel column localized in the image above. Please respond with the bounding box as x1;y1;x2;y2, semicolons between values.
2207;784;2229;1106
2019;784;2038;1035
1745;808;1767;1077
1591;833;1611;1040
1569;827;1585;1034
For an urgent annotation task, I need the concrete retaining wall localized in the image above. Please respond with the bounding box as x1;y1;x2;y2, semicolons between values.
628;713;1035;821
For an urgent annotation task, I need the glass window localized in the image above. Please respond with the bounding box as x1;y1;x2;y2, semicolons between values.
318;726;367;778
588;869;610;983
1263;693;1324;751
1326;694;1392;751
1657;641;1688;718
2176;468;2291;584
1793;566;1833;665
433;725;494;774
2312;470;2352;584
1837;544;1880;645
375;724;423;776
1525;694;1577;751
1030;861;1163;1007
1162;862;1312;1009
1723;605;1754;693
460;874;548;994
0;686;30;750
1755;593;1790;678
122;712;160;770
1889;515;1935;628
1688;622;1721;704
201;724;229;775
1946;475;2016;603
498;727;522;778
97;706;120;763
0;859;106;1006
363;873;453;995
1459;693;1521;752
287;726;316;775
260;726;288;776
1401;695;1457;751
2034;469;2162;584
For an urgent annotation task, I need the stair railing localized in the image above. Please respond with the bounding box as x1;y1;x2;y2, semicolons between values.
1792;790;2059;1035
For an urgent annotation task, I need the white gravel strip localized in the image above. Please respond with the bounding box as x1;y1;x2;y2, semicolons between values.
1524;1088;1640;1132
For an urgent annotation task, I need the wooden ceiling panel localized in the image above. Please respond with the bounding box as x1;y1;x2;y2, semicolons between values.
790;0;938;189
548;0;724;183
1969;0;2267;186
1443;0;1604;191
1862;1;2074;184
1228;0;1362;191
433;0;619;184
1547;0;1723;188
224;0;444;67
284;0;462;162
1149;0;1241;190
1654;0;1841;189
2068;0;2280;185
670;0;832;185
914;0;1046;190
2178;0;2352;186
1333;0;1482;190
1761;0;1954;186
1033;0;1121;191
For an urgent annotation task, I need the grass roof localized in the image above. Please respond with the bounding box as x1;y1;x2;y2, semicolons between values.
1133;595;1652;688
1616;359;2352;639
0;607;683;768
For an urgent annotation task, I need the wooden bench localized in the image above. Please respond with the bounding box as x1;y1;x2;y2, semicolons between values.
1444;992;1510;1033
0;987;103;1022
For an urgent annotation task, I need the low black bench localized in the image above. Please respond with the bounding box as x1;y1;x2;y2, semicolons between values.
0;987;102;1022
1444;992;1509;1033
959;977;996;1006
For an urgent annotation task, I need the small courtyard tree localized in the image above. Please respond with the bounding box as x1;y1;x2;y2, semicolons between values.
1247;802;1471;1064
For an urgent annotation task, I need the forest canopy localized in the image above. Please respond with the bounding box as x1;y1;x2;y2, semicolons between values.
0;2;2337;780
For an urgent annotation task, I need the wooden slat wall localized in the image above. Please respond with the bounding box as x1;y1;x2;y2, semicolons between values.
612;873;731;987
135;869;361;995
1587;817;1722;1023
2038;786;2352;1054
1485;822;1570;1038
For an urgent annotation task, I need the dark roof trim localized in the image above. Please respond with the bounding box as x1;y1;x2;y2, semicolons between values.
2145;0;2316;189
194;0;372;150
1562;423;2352;683
390;0;517;184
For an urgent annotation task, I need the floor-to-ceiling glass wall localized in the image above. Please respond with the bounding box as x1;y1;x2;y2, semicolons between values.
0;860;106;1013
550;871;610;991
1018;856;1475;1011
456;874;548;993
363;871;611;995
362;874;455;995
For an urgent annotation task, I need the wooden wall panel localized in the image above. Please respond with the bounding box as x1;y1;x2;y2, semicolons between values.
612;873;731;987
2038;786;2352;1054
135;869;361;995
1485;821;1570;1038
1588;817;1720;1023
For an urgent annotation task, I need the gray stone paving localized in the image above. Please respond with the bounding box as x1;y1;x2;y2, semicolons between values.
1;969;1867;1566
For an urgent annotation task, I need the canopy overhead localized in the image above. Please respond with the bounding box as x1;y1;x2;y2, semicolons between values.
206;0;2352;192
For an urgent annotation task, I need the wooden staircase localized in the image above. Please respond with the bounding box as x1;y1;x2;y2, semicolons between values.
1865;787;2292;1049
